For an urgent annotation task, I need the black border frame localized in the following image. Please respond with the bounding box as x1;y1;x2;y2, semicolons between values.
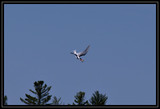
1;0;159;108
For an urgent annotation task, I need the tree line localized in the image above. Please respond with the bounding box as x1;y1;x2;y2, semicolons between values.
4;80;108;105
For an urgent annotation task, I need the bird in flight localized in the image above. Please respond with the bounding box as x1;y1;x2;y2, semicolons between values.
70;45;90;62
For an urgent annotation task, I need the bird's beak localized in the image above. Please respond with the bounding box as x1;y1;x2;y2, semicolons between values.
70;52;73;54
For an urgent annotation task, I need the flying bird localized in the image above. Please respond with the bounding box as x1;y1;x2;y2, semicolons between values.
70;45;90;62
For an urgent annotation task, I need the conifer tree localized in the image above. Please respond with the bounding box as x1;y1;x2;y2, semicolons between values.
20;80;52;105
51;96;62;105
89;90;108;105
4;95;8;105
73;91;89;105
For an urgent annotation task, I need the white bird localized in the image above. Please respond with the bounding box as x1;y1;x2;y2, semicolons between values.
70;45;90;62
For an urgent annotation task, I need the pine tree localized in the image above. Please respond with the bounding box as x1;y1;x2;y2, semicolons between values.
51;96;62;105
20;80;52;105
89;90;108;105
73;91;89;105
4;95;8;105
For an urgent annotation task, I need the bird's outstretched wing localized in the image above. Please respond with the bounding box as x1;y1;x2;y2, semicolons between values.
79;45;90;57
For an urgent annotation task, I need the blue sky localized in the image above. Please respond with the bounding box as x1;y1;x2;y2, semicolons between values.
4;4;156;105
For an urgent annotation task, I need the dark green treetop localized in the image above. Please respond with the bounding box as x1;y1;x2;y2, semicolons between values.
4;95;8;105
20;80;52;105
51;96;62;105
73;91;89;105
89;90;108;105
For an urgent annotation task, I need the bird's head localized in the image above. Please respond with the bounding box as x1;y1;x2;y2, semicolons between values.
70;52;74;54
71;50;77;54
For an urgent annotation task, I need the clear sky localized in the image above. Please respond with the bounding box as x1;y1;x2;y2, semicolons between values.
4;4;156;105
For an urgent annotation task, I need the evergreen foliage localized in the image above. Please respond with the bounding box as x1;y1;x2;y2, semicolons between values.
20;80;52;105
51;96;62;105
4;95;8;105
73;91;89;105
89;90;108;105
